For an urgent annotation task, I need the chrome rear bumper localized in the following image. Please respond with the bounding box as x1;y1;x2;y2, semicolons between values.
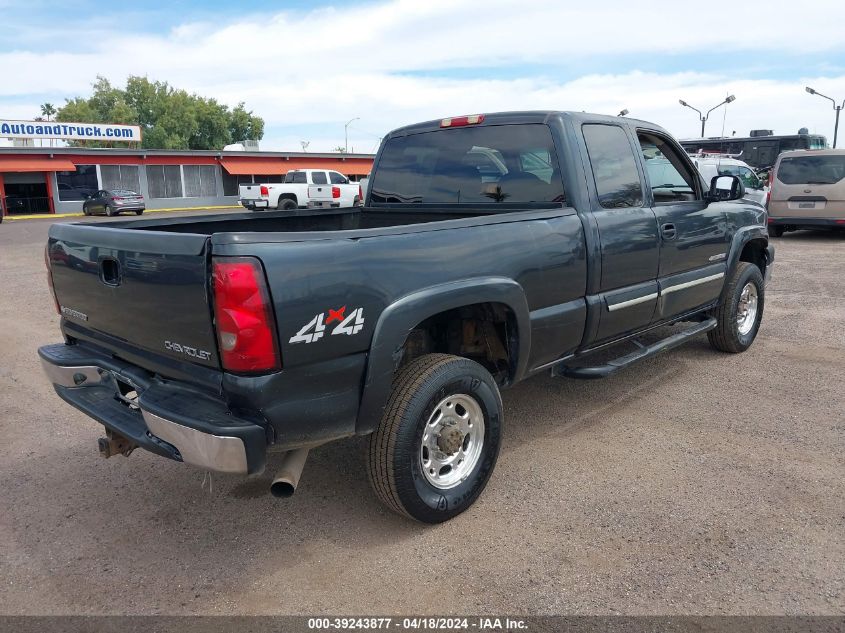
38;345;264;475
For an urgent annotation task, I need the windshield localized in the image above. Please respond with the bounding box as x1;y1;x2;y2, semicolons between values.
369;124;565;205
777;155;845;185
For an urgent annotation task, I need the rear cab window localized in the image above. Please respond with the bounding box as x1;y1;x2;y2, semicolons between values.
777;155;845;185
369;124;565;206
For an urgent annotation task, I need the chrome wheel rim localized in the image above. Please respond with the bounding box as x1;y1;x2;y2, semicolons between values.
420;394;485;489
736;282;758;336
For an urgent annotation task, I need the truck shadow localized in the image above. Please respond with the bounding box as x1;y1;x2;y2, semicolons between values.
3;337;717;613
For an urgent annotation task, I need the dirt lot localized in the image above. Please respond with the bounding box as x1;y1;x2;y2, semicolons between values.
0;213;842;615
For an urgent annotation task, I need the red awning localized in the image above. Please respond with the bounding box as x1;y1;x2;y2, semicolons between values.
220;158;289;176
0;157;77;172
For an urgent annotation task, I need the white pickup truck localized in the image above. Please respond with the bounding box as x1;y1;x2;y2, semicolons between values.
239;169;362;211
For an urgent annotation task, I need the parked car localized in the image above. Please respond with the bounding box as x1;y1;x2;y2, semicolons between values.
40;111;772;523
82;189;145;216
691;155;768;206
767;149;845;236
239;169;361;210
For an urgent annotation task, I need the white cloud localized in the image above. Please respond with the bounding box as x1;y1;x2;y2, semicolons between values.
1;0;845;150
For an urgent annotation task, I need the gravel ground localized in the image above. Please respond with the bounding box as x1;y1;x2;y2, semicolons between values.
0;214;842;615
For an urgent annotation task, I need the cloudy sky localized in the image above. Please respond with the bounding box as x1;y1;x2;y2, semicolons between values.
1;0;845;152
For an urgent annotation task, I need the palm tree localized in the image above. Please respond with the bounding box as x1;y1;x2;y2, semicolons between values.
40;103;56;121
40;103;56;147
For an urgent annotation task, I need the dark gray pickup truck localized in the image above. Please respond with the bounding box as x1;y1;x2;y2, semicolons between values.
40;111;773;523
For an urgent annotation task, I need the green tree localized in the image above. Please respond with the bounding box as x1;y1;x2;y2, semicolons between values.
55;75;265;150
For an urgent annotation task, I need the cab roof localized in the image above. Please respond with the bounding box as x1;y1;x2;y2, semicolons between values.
386;110;669;138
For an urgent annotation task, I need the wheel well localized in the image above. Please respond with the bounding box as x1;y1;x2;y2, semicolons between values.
278;193;298;204
399;303;518;386
739;238;768;276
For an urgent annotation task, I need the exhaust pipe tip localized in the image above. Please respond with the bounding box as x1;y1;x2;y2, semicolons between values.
269;447;310;499
270;480;296;498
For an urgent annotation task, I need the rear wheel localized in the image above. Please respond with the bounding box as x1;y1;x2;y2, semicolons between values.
768;225;784;237
135;210;143;215
708;262;765;353
367;353;503;523
277;198;297;211
105;205;116;217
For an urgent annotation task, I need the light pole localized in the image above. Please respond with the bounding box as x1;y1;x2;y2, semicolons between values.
344;117;360;153
805;86;843;149
678;95;736;137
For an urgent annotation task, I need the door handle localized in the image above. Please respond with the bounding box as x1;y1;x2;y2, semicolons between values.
661;223;677;240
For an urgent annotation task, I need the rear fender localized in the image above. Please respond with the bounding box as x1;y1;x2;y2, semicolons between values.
355;277;530;434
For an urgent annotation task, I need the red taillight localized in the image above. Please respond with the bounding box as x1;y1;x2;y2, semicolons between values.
836;219;845;225
212;257;280;374
358;184;363;200
332;186;340;199
260;185;269;197
766;189;771;207
45;245;59;314
112;197;123;201
440;114;485;128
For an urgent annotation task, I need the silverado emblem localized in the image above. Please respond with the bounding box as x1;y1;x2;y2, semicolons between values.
60;306;88;321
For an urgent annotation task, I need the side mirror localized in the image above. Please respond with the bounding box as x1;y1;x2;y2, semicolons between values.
708;175;745;202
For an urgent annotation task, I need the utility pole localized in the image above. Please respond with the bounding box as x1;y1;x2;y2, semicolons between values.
344;117;360;153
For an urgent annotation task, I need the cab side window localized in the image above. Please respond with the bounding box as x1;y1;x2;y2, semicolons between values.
311;171;328;185
583;124;643;208
329;172;349;185
638;132;700;203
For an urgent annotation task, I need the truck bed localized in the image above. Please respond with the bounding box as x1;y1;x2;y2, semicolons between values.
121;207;487;236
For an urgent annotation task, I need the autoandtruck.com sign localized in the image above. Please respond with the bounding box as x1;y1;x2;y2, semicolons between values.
0;119;142;142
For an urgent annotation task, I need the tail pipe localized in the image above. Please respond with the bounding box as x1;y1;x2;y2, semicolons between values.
270;448;310;498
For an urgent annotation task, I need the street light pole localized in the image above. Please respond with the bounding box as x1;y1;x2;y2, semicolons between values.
344;117;360;153
805;87;843;149
678;95;736;137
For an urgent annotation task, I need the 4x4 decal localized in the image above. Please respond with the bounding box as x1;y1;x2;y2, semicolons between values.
289;306;365;344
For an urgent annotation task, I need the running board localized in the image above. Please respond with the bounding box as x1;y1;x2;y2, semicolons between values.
553;318;717;380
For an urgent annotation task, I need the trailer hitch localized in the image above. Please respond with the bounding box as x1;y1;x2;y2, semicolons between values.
97;429;137;459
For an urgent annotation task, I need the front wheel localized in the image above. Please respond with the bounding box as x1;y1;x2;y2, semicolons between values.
708;262;765;353
367;354;503;523
135;210;144;215
768;225;784;238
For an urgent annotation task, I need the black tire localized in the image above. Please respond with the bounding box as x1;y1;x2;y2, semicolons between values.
82;205;90;216
768;225;784;238
105;205;116;217
277;198;297;211
367;353;503;523
708;261;765;353
135;210;143;215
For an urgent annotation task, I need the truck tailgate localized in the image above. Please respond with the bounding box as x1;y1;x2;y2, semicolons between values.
47;223;220;371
